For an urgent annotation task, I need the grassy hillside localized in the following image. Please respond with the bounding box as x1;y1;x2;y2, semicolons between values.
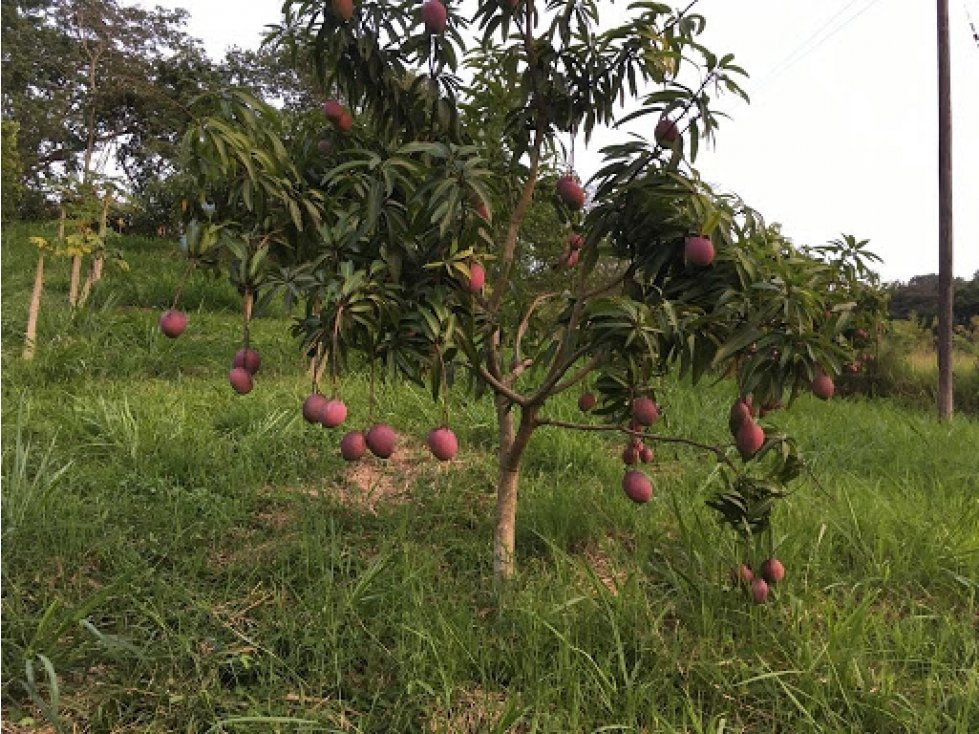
2;223;978;733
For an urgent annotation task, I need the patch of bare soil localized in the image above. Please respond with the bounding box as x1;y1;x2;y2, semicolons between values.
325;436;475;514
209;437;490;571
208;525;274;570
426;687;527;734
1;721;58;734
577;539;630;596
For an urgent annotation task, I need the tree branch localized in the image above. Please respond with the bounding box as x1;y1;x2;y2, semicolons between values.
479;364;530;408
534;417;739;471
551;353;601;395
483;0;544;409
662;1;702;35
577;268;629;302
487;0;545;316
511;291;558;374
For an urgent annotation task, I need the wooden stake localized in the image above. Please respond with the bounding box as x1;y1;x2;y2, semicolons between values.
23;252;45;360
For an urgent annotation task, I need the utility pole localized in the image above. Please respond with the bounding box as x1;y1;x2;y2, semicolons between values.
937;0;954;420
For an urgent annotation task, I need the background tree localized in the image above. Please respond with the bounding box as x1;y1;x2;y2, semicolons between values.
1;119;23;218
888;271;979;326
1;0;212;212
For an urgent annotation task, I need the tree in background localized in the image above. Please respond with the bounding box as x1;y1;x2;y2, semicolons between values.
1;119;23;219
2;0;325;231
172;1;878;583
888;272;979;327
2;0;206;200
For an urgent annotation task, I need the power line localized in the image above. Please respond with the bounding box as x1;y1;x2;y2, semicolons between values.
756;0;886;92
760;0;865;83
965;1;979;47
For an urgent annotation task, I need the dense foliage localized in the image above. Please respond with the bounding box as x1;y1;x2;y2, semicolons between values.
0;0;314;226
888;271;979;326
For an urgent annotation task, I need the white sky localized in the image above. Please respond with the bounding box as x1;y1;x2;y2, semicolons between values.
132;0;978;282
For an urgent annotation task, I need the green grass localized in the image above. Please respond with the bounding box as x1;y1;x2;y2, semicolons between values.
879;348;979;415
2;222;978;733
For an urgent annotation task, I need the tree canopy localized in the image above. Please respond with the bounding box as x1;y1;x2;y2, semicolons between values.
0;0;315;220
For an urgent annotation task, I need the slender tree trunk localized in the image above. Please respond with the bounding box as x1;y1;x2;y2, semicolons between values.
309;344;329;385
69;255;83;306
93;195;108;283
27;209;66;357
494;465;520;580
936;0;955;420
493;402;537;580
23;253;45;360
79;198;109;307
79;259;96;307
81;54;100;182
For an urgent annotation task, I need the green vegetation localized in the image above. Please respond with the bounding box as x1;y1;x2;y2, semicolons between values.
1;119;23;219
1;2;975;729
887;272;979;327
3;226;978;732
839;316;979;415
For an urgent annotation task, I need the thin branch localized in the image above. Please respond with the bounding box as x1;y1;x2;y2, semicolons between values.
484;0;545;406
618;67;722;191
521;269;628;404
511;291;558;373
509;358;534;380
551;353;601;395
529;343;593;405
486;324;506;382
478;364;530;408
578;268;629;302
487;0;545;316
662;0;701;35
530;275;599;404
534;417;739;471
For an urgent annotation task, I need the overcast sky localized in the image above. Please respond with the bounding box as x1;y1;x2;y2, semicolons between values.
132;0;978;282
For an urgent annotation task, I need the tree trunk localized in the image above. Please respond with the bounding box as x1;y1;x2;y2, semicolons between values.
79;259;95;306
69;255;82;307
79;197;107;307
308;344;321;382
493;401;537;580
494;464;520;580
23;253;45;360
91;195;108;284
81;50;101;182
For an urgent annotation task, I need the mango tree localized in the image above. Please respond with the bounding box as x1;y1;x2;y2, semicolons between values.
176;1;876;583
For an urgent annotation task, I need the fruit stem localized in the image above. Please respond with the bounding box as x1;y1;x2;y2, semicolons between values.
309;343;327;394
331;304;343;398
435;343;450;426
368;348;377;423
170;260;196;310
242;288;254;349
